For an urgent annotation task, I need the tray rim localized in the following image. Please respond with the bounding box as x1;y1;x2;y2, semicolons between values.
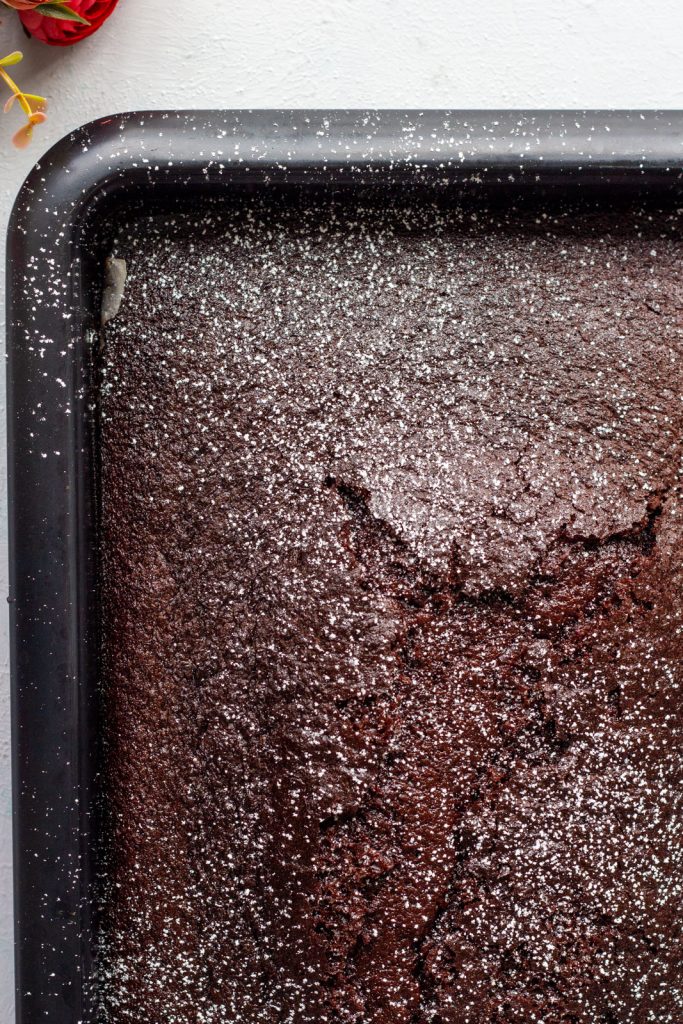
6;108;683;1024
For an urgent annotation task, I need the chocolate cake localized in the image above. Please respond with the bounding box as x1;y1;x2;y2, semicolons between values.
98;198;683;1023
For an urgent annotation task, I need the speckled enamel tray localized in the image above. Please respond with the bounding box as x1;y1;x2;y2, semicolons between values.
6;109;683;1024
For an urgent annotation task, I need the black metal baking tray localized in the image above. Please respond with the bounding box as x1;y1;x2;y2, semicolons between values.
6;109;683;1024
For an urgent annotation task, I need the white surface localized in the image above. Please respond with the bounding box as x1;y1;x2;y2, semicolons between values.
0;0;682;1018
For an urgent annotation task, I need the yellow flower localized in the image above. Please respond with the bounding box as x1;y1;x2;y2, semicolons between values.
12;109;47;148
0;51;48;148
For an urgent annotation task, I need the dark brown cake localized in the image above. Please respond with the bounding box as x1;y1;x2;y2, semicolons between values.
99;198;683;1024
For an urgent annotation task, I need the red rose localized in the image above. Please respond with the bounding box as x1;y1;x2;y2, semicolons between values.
19;0;120;45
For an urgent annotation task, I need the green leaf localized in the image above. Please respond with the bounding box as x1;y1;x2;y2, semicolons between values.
33;3;91;24
0;52;24;68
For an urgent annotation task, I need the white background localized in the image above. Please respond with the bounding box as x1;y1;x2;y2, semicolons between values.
0;0;682;1018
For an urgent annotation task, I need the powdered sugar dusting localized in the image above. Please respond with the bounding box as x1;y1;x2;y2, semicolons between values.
97;196;683;1023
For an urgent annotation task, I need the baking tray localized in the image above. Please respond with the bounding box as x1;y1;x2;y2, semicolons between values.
6;109;683;1024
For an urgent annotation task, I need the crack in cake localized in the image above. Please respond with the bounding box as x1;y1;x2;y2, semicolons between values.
98;199;683;1023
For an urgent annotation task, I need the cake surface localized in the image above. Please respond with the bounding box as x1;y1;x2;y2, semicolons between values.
99;198;683;1023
